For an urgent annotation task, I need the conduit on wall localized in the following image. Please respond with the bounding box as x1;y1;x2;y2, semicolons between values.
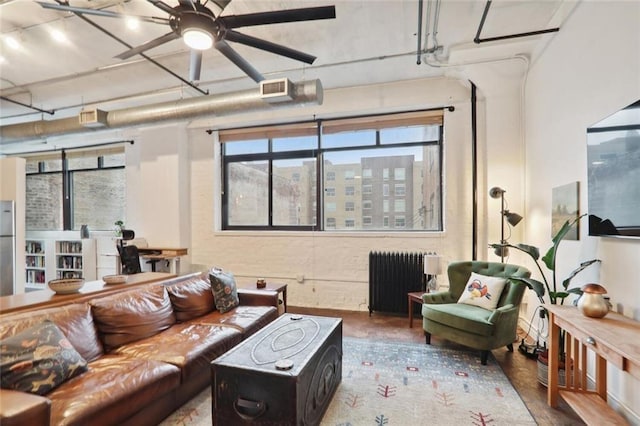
0;79;323;144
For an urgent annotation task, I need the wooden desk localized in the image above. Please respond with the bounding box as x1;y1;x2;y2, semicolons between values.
0;272;175;315
137;247;188;275
546;305;638;425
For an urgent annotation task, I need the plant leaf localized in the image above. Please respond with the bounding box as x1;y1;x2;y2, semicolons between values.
561;259;601;290
510;277;546;298
514;244;540;260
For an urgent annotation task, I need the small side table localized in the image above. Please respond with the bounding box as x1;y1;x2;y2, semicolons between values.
241;283;287;313
407;291;425;328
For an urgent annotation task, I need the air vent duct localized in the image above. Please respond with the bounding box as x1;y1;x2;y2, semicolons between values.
0;79;323;143
260;78;293;103
79;109;108;128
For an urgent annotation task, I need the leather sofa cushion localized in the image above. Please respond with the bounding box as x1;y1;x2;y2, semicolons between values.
0;303;104;362
421;303;494;337
0;389;50;426
195;305;279;338
113;323;242;382
90;284;176;351
165;274;215;322
47;355;180;426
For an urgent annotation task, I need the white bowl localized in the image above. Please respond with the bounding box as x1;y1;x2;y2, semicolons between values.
103;274;127;285
48;278;84;294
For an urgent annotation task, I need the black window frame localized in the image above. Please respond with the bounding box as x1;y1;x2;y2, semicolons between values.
221;110;444;232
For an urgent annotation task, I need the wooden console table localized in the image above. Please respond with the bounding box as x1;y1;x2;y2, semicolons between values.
546;305;639;425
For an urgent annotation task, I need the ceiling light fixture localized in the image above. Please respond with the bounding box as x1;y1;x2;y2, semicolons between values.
50;28;68;43
5;35;20;50
182;28;213;50
179;11;215;50
126;17;140;30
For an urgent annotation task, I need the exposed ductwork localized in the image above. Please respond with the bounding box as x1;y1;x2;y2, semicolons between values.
0;79;323;144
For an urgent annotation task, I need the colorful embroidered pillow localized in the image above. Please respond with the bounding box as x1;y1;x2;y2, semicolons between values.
209;267;239;313
457;272;507;310
0;320;88;395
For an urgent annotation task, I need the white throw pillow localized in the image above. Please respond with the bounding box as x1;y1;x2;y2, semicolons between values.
457;272;507;310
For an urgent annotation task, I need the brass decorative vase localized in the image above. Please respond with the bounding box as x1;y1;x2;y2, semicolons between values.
577;283;609;318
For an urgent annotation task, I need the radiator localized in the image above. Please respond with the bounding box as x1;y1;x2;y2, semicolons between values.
368;251;426;315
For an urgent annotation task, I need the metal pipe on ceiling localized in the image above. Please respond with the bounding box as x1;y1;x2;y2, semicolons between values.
0;79;323;143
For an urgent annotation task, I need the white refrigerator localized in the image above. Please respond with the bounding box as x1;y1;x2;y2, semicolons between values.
0;200;16;296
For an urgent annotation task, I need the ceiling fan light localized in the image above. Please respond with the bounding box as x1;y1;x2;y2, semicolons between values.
183;28;213;50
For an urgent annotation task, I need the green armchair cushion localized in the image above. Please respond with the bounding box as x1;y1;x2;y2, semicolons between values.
422;303;496;336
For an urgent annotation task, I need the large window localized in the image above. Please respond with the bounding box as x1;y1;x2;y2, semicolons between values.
25;147;126;231
221;110;443;231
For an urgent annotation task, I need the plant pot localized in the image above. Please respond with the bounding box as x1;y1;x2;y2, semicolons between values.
536;349;573;387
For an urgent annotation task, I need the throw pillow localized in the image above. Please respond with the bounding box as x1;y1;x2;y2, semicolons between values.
457;272;507;310
209;267;239;313
0;320;88;395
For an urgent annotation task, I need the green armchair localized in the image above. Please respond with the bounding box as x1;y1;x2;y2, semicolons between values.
421;261;531;365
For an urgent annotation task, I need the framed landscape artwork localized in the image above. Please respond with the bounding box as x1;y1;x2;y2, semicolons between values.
551;181;579;240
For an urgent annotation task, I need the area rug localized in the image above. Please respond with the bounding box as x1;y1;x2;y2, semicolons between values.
160;337;536;425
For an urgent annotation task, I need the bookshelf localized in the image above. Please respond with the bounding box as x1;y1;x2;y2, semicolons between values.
25;239;47;291
24;238;97;290
55;239;96;280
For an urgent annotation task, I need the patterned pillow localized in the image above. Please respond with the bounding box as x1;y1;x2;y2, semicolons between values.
457;272;507;311
0;320;88;395
209;267;240;313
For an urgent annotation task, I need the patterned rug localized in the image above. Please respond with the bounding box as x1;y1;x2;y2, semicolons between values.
160;337;536;425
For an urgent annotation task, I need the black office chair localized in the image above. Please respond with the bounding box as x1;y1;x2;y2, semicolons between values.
117;244;142;274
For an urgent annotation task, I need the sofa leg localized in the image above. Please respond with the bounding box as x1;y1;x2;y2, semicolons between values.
481;350;489;365
507;343;514;352
425;332;431;345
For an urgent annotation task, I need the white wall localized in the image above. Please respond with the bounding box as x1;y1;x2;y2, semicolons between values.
524;1;640;422
187;77;489;310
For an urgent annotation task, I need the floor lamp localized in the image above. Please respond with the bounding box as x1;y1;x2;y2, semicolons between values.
489;187;523;262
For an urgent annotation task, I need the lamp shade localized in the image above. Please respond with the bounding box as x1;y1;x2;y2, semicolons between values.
504;211;523;227
489;187;505;199
424;254;442;275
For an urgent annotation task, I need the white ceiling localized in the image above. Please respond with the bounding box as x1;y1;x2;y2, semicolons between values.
0;0;573;130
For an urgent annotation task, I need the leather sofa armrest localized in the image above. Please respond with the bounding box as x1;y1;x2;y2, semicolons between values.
0;389;51;426
237;289;279;307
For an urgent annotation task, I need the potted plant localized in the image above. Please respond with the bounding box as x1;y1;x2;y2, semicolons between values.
490;213;601;385
114;220;125;237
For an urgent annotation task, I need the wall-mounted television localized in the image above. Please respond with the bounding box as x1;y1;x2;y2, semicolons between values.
587;99;640;238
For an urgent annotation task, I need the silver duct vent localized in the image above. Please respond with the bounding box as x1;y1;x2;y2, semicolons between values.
0;79;323;143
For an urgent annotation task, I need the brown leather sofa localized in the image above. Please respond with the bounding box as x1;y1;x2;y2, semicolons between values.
0;272;279;426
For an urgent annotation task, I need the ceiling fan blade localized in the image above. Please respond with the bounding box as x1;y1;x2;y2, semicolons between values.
36;1;169;25
224;30;316;64
219;6;336;29
189;50;203;82
115;32;180;59
147;0;179;16
214;40;265;83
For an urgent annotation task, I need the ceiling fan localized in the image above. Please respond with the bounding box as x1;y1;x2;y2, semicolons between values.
37;0;336;83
